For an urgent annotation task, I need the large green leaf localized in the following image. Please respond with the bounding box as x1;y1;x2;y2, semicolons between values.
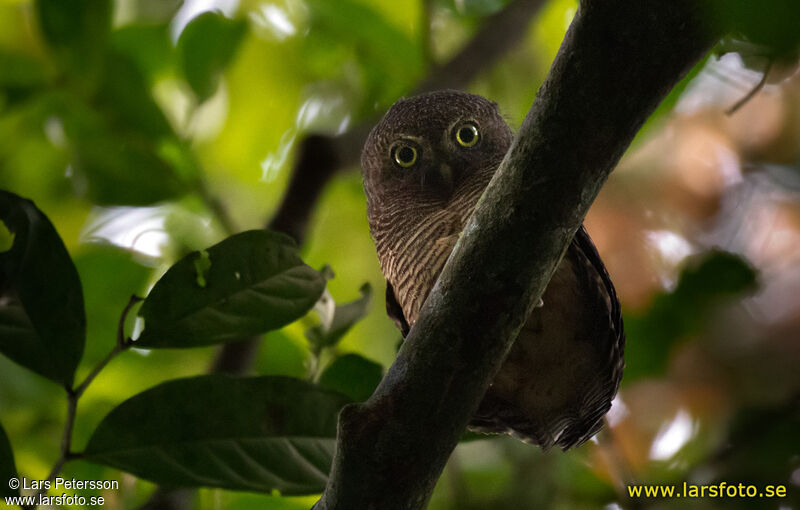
54;52;188;206
306;283;372;350
0;50;49;107
35;0;111;78
318;353;383;402
177;11;247;102
84;375;349;494
0;191;85;385
95;51;173;139
136;230;326;348
0;422;18;498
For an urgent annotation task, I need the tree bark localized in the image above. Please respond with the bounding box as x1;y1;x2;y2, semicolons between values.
314;1;720;509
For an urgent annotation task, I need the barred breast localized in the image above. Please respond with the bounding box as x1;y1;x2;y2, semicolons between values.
370;178;623;450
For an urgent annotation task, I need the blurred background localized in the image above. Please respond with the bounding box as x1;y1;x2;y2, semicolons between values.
1;0;799;508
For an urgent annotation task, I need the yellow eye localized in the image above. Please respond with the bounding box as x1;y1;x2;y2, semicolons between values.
393;144;418;168
455;123;479;147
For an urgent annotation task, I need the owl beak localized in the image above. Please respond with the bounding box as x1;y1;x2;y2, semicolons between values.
438;163;454;194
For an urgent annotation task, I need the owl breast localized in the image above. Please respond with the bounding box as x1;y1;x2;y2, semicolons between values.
372;174;489;326
374;194;623;448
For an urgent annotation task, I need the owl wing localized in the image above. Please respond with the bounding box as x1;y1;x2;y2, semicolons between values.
573;225;625;358
386;281;410;337
470;225;625;449
553;224;625;447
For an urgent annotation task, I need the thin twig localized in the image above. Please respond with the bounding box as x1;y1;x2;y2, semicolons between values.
726;58;773;115
73;294;141;398
22;392;78;509
117;294;143;349
415;0;548;93
146;2;553;509
314;0;718;505
23;295;142;509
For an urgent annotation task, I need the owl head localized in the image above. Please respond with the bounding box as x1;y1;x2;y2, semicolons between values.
361;90;513;217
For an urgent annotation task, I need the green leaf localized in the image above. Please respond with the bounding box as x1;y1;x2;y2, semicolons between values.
318;353;383;402
0;422;18;498
136;230;326;348
84;375;349;494
302;0;422;107
0;51;49;106
306;283;372;350
0;51;48;88
56;53;188;206
71;133;187;205
95;51;173;139
708;0;800;58
0;190;86;385
623;249;758;383
36;0;111;77
112;23;175;79
177;11;247;102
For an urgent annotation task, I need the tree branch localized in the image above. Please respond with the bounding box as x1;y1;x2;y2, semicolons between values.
142;6;550;509
24;296;140;509
315;1;719;508
415;0;549;94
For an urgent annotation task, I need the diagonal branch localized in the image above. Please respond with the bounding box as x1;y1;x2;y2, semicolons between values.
415;0;550;94
314;1;720;508
125;7;561;510
144;3;553;508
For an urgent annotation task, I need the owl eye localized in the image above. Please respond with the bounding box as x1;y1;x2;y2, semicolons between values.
392;143;419;168
455;123;479;148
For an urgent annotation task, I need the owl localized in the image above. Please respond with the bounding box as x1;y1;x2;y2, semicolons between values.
361;90;625;449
